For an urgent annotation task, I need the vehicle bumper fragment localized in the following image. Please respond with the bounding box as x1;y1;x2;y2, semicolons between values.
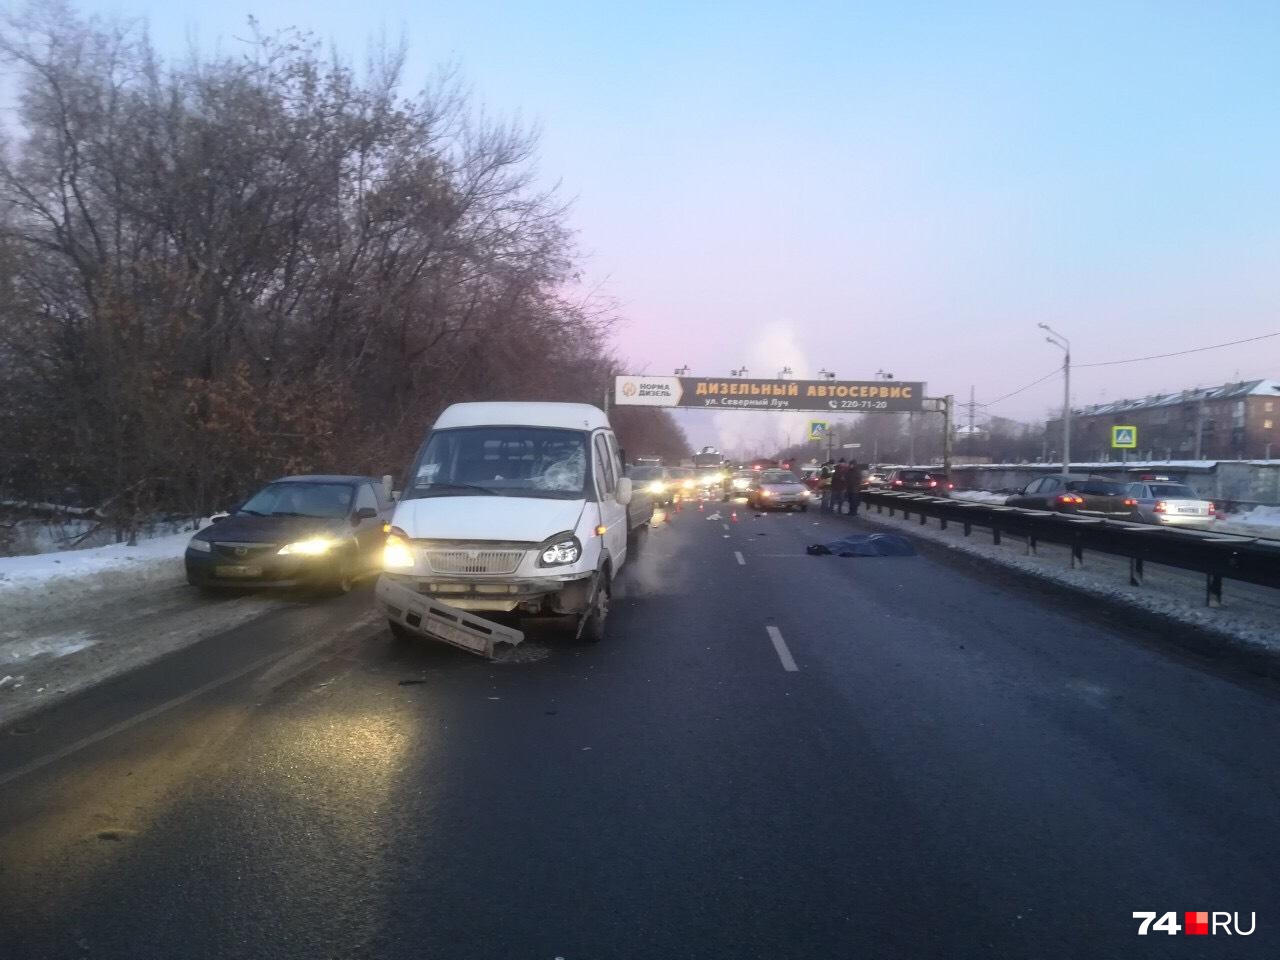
377;576;524;658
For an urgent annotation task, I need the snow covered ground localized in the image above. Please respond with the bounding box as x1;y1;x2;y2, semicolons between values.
952;490;1012;505
0;519;285;727
1;527;198;590
855;504;1280;662
1220;505;1280;540
0;512;203;556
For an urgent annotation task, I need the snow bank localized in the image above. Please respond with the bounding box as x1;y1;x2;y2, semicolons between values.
1217;506;1280;541
0;523;215;629
952;490;1011;505
0;517;284;728
1232;505;1280;527
0;528;196;590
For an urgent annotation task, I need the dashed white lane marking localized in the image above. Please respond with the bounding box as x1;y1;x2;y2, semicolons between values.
766;625;799;672
722;523;730;530
734;551;746;565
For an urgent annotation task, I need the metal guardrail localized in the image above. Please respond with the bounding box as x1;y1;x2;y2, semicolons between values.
858;490;1280;606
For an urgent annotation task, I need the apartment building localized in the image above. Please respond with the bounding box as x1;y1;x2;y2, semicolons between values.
1048;379;1280;460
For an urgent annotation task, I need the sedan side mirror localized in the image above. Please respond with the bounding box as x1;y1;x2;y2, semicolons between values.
615;477;634;507
353;507;379;523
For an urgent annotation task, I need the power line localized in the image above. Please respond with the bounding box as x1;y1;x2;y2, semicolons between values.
968;330;1279;415
1075;331;1280;369
978;367;1060;408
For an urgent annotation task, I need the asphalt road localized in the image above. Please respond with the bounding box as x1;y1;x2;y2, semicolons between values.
1;501;1278;959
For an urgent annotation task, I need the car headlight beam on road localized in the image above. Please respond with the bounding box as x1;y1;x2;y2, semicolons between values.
383;533;415;569
278;537;337;556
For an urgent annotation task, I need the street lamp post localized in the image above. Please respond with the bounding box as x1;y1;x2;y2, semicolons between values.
1038;323;1071;475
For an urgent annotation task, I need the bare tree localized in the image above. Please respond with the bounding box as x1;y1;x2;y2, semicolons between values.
0;6;635;530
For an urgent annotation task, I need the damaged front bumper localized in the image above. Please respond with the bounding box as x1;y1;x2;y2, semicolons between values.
377;576;524;658
378;570;597;614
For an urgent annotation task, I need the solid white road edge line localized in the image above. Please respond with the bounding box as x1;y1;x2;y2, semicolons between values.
766;625;799;672
0;620;379;789
734;551;746;565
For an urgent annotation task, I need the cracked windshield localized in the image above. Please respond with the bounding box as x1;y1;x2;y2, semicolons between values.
0;1;1277;958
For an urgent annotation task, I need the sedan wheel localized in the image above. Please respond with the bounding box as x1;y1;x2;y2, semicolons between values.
322;554;356;596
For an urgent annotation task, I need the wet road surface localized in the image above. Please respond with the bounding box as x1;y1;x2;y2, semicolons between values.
2;503;1277;959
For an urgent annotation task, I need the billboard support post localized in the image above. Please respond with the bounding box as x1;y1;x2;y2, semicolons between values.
943;394;954;474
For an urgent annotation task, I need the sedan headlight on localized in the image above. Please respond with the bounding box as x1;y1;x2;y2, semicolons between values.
383;533;415;569
647;481;666;494
278;537;336;556
188;538;212;553
538;532;582;567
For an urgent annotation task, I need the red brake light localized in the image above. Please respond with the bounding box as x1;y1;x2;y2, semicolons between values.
893;479;903;486
948;483;955;490
1123;498;1136;507
1153;501;1167;514
1207;502;1216;513
927;480;937;488
1057;494;1083;505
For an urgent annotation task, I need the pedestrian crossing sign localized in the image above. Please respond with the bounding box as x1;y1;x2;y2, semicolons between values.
1111;425;1137;449
808;420;829;441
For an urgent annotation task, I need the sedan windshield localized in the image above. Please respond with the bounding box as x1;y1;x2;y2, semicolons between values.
761;471;800;484
1069;480;1128;495
239;482;353;519
406;427;589;500
1149;483;1199;499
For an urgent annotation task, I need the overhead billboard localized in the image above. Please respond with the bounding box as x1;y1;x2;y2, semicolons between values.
614;375;925;413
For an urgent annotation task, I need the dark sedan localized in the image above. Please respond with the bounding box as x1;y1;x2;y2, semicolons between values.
886;469;952;496
185;475;392;594
1005;475;1135;518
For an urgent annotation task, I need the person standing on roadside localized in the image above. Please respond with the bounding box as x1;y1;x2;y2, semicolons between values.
830;458;849;514
846;460;863;515
819;460;835;512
